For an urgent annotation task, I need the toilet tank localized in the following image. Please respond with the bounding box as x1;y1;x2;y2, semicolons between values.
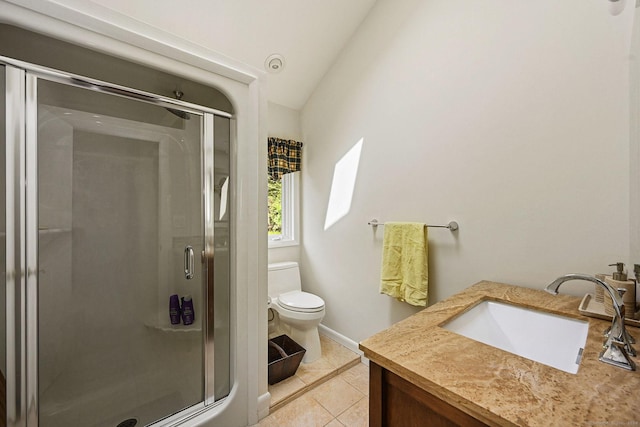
268;262;302;297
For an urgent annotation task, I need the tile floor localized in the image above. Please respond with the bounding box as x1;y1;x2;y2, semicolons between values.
259;335;369;427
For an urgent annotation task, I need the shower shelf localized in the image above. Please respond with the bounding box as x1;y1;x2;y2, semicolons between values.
38;227;71;234
0;228;71;237
144;321;202;333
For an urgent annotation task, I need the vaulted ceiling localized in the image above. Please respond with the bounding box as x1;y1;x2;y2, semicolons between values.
89;0;378;110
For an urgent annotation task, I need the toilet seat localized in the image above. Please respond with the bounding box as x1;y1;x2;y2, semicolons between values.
277;291;325;313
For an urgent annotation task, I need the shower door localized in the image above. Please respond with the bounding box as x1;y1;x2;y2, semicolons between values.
3;61;231;427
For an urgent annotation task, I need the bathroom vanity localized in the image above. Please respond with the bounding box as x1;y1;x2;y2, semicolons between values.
359;281;640;426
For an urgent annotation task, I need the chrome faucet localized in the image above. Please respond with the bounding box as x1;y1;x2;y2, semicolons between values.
546;274;636;371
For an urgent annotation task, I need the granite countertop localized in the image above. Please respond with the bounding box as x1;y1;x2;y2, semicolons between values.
359;281;640;426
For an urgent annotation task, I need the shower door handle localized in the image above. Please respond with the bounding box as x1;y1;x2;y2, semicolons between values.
184;245;194;280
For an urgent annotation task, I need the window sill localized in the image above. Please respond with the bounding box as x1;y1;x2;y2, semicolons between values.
268;238;299;249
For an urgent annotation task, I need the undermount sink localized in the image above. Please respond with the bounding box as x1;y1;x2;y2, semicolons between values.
441;300;589;374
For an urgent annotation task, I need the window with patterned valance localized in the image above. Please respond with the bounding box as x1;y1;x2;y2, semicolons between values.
268;137;303;181
268;137;302;245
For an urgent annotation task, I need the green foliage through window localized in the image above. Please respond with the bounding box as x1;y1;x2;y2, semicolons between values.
268;177;282;235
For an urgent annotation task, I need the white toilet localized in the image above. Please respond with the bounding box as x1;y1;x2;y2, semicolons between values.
268;262;325;363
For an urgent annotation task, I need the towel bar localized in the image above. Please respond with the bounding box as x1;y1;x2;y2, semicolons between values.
367;219;458;231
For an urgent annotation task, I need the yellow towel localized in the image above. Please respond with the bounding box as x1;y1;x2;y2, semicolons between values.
379;222;428;307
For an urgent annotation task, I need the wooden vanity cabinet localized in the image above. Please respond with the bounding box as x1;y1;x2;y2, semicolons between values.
369;362;489;427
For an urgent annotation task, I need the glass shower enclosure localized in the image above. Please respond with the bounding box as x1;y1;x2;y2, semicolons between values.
2;58;231;426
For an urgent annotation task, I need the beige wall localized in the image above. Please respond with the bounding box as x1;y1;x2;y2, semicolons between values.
301;0;635;343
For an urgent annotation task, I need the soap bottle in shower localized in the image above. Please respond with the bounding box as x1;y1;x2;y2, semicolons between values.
169;294;181;325
181;295;195;326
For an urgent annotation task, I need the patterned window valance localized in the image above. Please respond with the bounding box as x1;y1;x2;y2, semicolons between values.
268;137;303;181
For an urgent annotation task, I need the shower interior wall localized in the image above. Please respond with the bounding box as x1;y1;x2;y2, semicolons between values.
35;95;214;424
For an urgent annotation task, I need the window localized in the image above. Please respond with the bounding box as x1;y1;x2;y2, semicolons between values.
267;136;302;247
268;172;299;247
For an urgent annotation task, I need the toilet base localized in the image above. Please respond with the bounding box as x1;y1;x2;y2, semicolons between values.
289;326;322;364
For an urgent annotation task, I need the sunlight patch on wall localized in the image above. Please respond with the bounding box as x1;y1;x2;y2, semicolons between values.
324;138;364;230
219;176;229;220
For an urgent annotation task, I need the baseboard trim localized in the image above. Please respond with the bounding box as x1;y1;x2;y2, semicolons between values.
257;391;271;421
318;324;368;365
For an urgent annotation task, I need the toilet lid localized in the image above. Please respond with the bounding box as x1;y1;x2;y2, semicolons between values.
277;291;325;313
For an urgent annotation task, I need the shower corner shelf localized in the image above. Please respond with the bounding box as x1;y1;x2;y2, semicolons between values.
144;321;202;333
38;227;72;234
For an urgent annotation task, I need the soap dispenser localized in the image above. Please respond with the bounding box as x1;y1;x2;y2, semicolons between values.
594;272;608;303
603;262;636;319
635;264;640;318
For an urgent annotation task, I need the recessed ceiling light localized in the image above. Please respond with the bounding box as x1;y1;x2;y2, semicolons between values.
265;54;285;73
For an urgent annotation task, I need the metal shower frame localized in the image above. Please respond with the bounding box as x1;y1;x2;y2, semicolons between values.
2;55;232;427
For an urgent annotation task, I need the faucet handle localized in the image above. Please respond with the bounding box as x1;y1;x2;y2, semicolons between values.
616;287;627;298
599;341;637;371
604;324;636;345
